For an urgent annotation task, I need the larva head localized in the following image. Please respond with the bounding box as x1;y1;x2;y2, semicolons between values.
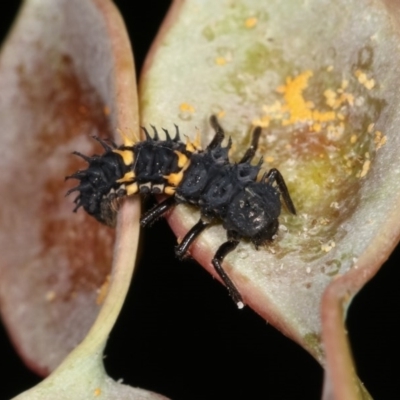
224;182;281;246
66;148;128;227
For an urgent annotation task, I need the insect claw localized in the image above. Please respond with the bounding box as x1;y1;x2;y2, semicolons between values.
73;202;82;212
72;151;92;162
65;171;86;181
65;186;79;196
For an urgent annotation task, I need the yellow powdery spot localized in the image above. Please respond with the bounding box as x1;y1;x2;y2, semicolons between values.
244;17;258;28
217;110;226;119
355;69;367;83
354;69;375;90
367;123;375;133
180;102;195;113
312;123;322;133
321;240;336;252
364;78;375;90
374;130;387;150
252;115;270;128
277;70;314;125
215;56;227;66
360;159;371;178
341;92;354;107
324;89;354;109
324;89;337;108
265;156;275;163
312;110;336;123
350;134;357;144
94;388;102;397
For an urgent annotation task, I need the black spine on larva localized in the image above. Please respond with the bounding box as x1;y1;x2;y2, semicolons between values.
67;126;190;224
174;140;230;204
66;146;128;227
133;127;188;193
224;181;281;246
176;146;264;220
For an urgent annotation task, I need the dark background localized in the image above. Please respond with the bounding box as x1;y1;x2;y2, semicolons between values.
0;1;398;399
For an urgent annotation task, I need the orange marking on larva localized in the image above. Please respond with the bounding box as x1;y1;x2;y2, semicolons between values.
165;170;184;186
185;137;196;153
193;131;202;150
126;182;139;195
164;186;176;196
174;151;188;168
117;171;135;183
113;149;134;166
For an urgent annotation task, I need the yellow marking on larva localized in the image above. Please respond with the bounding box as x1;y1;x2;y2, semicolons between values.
94;388;102;396
126;182;139;196
185;137;195;153
165;170;184;186
113;149;134;166
193;131;202;150
175;151;188;168
117;171;135;183
185;131;202;153
164;186;176;196
117;128;138;146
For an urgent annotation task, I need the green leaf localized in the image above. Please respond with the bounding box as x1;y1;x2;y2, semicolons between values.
140;1;400;397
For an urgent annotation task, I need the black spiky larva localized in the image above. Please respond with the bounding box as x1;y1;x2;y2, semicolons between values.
66;116;296;308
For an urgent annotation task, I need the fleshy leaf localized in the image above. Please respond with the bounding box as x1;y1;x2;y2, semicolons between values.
12;197;168;400
0;0;166;398
140;0;400;396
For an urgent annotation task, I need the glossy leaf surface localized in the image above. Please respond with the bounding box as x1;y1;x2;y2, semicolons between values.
140;0;400;396
0;0;165;399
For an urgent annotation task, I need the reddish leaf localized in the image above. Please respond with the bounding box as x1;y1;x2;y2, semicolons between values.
0;0;136;378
